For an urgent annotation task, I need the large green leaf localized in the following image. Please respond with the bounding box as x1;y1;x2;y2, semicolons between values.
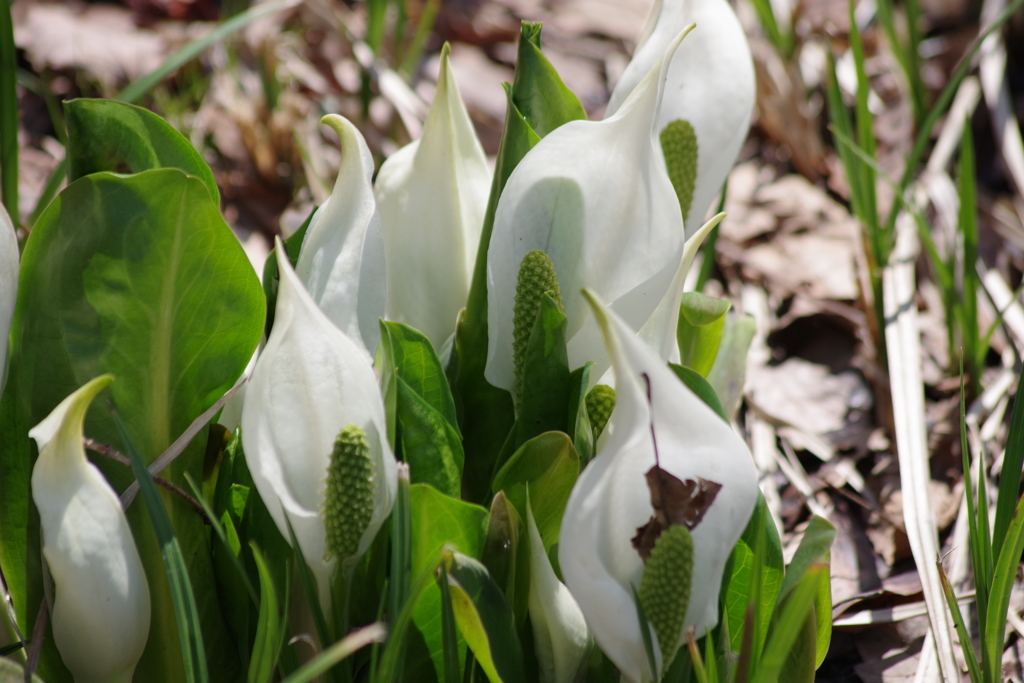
409;485;489;681
491;431;579;552
706;315;756;422
379;322;464;496
0;168;263;683
445;552;527;683
65;98;218;202
382;322;460;430
481;492;530;630
509;22;586;138
565;363;595;464
668;363;728;422
396;377;464;496
720;493;784;658
515;294;571;448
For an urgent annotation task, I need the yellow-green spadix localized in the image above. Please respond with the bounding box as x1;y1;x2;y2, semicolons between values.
486;29;692;394
30;375;150;683
558;291;757;683
242;240;397;613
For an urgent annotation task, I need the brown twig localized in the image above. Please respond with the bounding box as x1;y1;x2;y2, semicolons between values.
83;438;211;525
25;599;46;679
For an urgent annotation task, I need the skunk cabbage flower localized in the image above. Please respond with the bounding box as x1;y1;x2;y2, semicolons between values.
374;43;491;350
486;30;691;394
31;375;150;683
242;242;397;612
559;292;757;682
296;114;387;354
526;499;589;683
606;0;755;234
1;203;17;394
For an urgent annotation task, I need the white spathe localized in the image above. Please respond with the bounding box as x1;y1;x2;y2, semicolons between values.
637;213;724;363
485;29;692;396
374;43;490;350
526;497;590;683
296;115;387;355
242;242;397;612
606;0;755;234
31;375;151;683
0;203;17;395
559;291;758;683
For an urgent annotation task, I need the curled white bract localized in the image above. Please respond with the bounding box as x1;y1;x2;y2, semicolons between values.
485;30;690;395
374;43;490;350
559;291;758;683
607;0;755;234
526;498;589;683
31;375;151;683
297;114;387;355
242;242;397;612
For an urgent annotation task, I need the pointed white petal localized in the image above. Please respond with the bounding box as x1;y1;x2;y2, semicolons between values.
526;498;589;683
243;243;397;611
31;375;151;683
296;115;387;355
637;213;724;362
375;44;490;349
486;30;691;393
607;0;755;233
559;291;758;682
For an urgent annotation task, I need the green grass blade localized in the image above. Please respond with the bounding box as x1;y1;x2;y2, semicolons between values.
993;378;1024;560
183;472;259;605
0;0;17;224
960;365;990;630
984;493;1024;682
959;120;982;396
695;179;728;293
438;562;461;683
399;0;440;77
631;584;660;682
117;0;296;104
111;409;209;683
750;565;826;683
249;544;285;683
687;630;710;683
885;0;1024;232
281;623;387;683
848;1;881;258
825;54;867;226
937;560;982;683
385;464;412;681
376;554;445;683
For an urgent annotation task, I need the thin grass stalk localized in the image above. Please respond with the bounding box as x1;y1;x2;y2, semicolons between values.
884;0;1024;234
958;121;982;397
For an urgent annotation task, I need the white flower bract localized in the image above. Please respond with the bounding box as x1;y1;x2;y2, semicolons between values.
242;242;397;612
296;114;387;355
485;29;692;395
374;43;491;350
559;291;758;683
607;0;755;235
31;375;151;683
